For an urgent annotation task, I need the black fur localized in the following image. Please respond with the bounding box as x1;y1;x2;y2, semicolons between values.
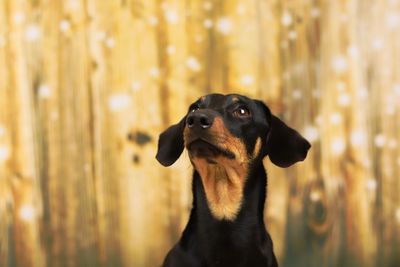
156;116;186;166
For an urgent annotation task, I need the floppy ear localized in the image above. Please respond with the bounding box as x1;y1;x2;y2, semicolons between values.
156;117;186;167
266;115;311;168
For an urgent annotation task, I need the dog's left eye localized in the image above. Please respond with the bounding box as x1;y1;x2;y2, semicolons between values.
233;106;251;118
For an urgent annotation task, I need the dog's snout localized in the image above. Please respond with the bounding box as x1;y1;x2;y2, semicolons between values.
187;112;214;130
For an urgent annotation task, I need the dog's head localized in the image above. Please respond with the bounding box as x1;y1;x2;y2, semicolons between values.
156;93;310;220
156;93;311;168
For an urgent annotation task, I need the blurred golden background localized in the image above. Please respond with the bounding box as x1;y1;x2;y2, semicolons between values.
0;0;400;267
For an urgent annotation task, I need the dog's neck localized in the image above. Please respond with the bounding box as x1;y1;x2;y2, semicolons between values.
191;160;267;234
190;157;249;221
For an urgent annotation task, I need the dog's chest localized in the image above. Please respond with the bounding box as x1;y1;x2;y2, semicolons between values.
201;246;270;267
195;226;270;267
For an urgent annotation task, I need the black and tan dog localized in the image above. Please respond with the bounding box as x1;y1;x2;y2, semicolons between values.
156;93;311;267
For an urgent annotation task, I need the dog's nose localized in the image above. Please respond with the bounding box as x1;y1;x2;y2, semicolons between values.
186;112;213;129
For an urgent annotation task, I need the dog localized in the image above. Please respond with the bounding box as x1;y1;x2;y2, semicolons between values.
156;93;311;267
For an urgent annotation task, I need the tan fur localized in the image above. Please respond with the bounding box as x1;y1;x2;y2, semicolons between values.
231;96;239;102
191;156;248;220
212;118;248;163
187;117;250;220
252;137;262;159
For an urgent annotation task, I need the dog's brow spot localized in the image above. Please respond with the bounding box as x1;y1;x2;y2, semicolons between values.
231;96;239;102
200;96;206;102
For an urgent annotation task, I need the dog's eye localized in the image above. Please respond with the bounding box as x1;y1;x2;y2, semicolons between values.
233;106;251;118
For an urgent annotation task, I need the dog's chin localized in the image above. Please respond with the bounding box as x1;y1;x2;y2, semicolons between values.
187;139;235;163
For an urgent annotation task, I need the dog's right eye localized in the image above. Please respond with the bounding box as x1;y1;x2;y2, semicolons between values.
232;106;251;118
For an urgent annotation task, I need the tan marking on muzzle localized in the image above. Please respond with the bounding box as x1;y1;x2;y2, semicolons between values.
211;117;248;164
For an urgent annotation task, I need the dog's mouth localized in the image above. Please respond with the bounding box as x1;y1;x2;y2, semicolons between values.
187;139;235;163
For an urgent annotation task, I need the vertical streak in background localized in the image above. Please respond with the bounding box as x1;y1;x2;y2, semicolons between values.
4;0;45;266
185;0;209;96
35;1;60;266
0;1;44;266
0;1;11;265
155;0;170;129
154;0;177;249
86;1;123;267
365;1;400;266
207;0;230;92
344;1;375;266
85;1;107;265
82;0;103;266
